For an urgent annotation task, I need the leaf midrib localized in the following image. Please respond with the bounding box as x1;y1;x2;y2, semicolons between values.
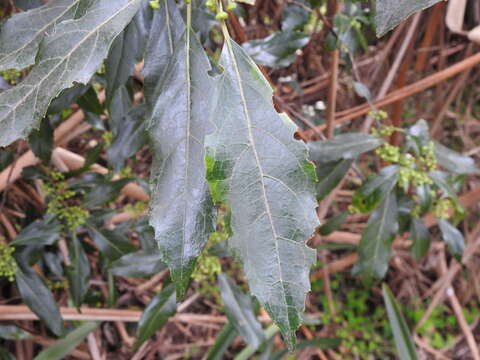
224;36;290;327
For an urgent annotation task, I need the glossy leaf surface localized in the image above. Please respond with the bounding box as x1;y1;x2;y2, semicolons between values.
0;0;142;146
206;32;318;349
144;0;215;298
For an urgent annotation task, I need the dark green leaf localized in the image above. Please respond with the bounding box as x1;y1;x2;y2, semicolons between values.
415;184;433;217
434;143;478;175
135;283;177;349
48;83;90;114
354;192;398;280
84;178;132;207
0;325;32;340
382;284;418;360
43;251;65;277
107;87;147;171
356;165;399;200
219;273;265;348
12;219;61;246
318;211;348;236
205;322;238;360
0;348;15;360
315;159;353;200
65;233;90;308
0;149;14;172
308;133;383;162
375;0;441;36
144;0;216;298
87;224;136;261
353;81;372;102
242;31;310;68
77;87;103;115
206;32;318;350
438;219;464;261
0;0;143;147
15;264;63;336
0;0;84;71
110;251;166;277
105;0;152;106
429;171;460;204
282;2;309;31
33;322;98;360
410;218;430;260
28;117;54;165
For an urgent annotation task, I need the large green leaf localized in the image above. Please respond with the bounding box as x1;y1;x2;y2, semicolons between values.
352;165;399;213
0;325;32;340
144;0;215;298
318;211;348;236
308;133;383;163
205;322;239;360
0;0;143;147
438;219;464;261
110;250;166;278
11;218;61;246
205;29;318;349
218;273;265;348
242;31;310;68
434;143;479;175
0;0;83;71
409;217;430;260
87;224;136;262
382;284;418;360
15;264;63;336
315;159;353;200
107;87;147;171
375;0;441;36
354;191;398;280
105;0;152;105
65;233;90;309
135;283;177;349
34;322;98;360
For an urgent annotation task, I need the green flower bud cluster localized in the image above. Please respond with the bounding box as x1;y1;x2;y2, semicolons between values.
418;141;437;171
47;279;69;290
44;172;89;230
1;69;21;85
102;131;113;147
398;167;432;188
348;204;361;214
205;0;235;21
125;201;148;217
368;110;388;121
205;0;216;11
372;125;403;137
119;166;133;179
57;206;90;230
375;143;401;163
0;244;17;282
192;254;221;282
192;212;229;282
433;198;453;219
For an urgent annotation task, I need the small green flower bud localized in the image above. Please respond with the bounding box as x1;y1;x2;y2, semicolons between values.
215;10;228;21
149;0;160;9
